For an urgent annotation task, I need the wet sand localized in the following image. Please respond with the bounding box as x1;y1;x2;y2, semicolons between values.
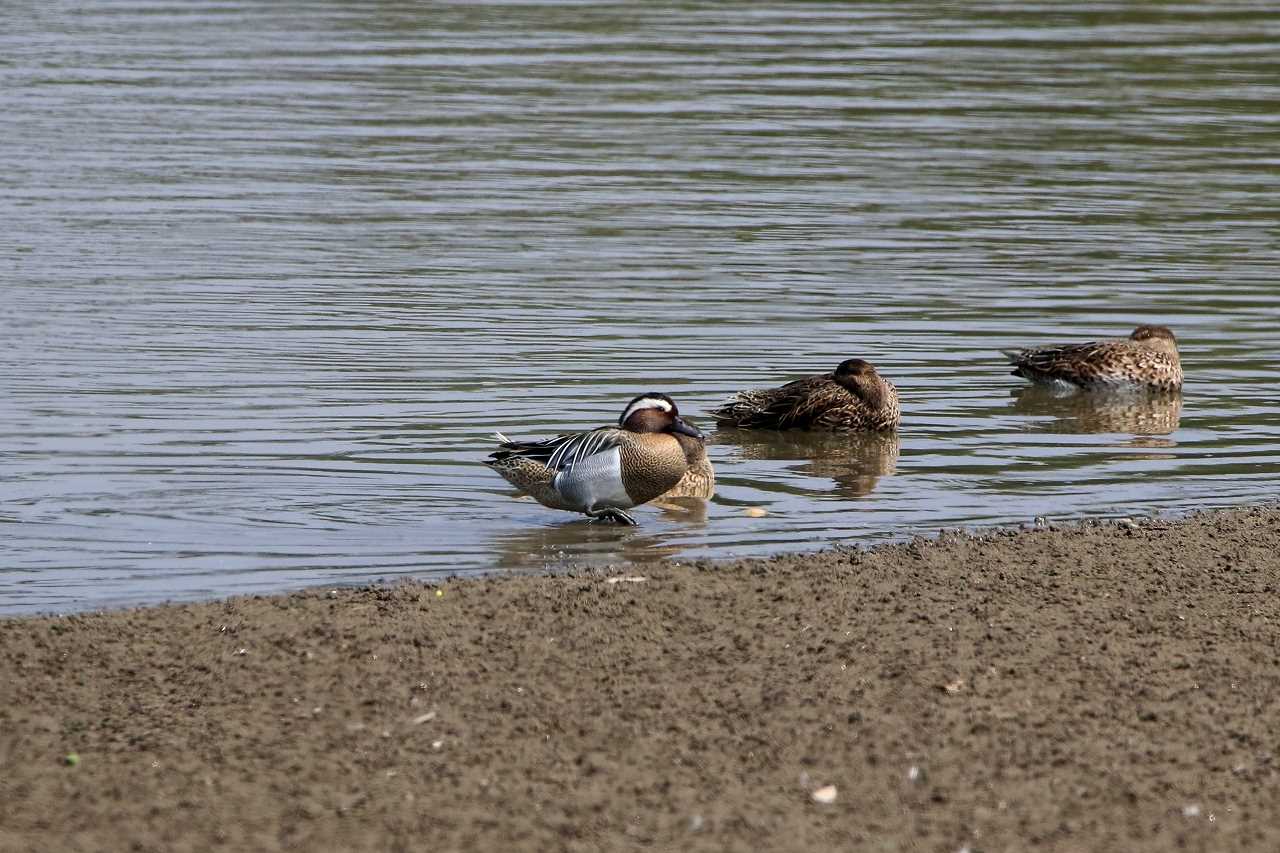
3;507;1280;852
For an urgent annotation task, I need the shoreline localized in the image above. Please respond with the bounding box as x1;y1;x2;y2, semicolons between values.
3;507;1279;851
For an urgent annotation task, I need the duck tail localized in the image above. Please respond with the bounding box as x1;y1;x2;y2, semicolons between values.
710;395;763;428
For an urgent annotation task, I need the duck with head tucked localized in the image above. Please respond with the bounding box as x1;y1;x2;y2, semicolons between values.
1001;325;1182;391
711;358;901;432
485;393;707;525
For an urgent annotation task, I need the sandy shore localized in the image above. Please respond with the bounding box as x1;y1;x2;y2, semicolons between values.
3;507;1280;852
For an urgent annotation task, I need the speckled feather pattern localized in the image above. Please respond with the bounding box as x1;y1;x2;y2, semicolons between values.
483;454;577;510
616;434;695;504
658;442;715;500
1003;338;1182;390
713;373;901;432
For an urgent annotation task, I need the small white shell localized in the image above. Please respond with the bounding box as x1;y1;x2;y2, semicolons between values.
811;785;838;804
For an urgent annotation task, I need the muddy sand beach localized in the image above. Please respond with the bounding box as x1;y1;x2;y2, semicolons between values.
3;507;1279;852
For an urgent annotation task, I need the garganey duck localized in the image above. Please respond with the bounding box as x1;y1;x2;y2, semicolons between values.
1002;325;1182;391
711;358;900;432
484;393;707;525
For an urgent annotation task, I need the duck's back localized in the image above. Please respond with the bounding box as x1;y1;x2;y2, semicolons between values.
486;427;622;511
805;380;900;432
716;374;899;432
713;374;834;429
1006;340;1181;390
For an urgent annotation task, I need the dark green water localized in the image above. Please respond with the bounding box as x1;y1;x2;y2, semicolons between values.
4;2;1279;613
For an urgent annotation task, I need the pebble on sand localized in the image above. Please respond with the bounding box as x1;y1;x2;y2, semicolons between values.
811;785;837;804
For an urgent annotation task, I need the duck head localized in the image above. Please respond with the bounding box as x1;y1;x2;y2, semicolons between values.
833;358;886;399
619;393;705;439
1129;325;1179;356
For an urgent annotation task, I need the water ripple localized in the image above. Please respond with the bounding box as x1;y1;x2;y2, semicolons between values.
3;1;1279;613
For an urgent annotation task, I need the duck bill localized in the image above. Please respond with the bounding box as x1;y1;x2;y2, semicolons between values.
672;418;705;440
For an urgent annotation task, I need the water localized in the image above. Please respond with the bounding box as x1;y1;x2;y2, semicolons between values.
4;2;1279;615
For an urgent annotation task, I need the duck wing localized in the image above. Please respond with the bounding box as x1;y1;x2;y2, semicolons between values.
714;374;833;428
489;427;625;472
1003;341;1120;383
760;374;842;429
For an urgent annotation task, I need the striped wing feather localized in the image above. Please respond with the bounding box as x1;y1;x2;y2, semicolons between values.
764;376;841;429
1007;341;1117;384
716;375;835;428
491;427;624;472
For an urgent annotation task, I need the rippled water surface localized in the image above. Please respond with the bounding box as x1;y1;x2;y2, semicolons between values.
4;2;1280;614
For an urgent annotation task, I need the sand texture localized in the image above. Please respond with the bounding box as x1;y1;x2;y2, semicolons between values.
3;507;1280;852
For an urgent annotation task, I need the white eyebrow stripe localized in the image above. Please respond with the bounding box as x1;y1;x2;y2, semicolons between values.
621;396;672;422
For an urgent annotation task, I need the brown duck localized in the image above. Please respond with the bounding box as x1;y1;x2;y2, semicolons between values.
1002;325;1182;391
711;358;901;432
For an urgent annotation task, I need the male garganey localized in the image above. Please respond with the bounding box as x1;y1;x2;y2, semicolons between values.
711;358;900;432
1001;325;1182;391
485;393;707;525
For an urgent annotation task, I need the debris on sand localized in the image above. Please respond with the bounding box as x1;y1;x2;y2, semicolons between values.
811;785;837;804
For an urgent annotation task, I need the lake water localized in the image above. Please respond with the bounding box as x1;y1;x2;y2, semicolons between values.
4;2;1279;614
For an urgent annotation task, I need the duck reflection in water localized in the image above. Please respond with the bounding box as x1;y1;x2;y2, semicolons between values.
715;428;900;499
1009;385;1183;438
646;427;715;520
490;509;689;571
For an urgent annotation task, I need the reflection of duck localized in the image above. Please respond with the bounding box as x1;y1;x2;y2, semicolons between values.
717;428;900;499
1001;325;1182;391
712;359;900;432
650;416;713;519
1009;385;1182;435
650;493;711;523
489;516;685;572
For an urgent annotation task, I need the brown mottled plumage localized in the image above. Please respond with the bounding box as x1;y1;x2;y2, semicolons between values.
484;393;707;524
616;433;699;503
1002;325;1182;391
712;358;900;432
487;455;577;511
657;431;716;500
